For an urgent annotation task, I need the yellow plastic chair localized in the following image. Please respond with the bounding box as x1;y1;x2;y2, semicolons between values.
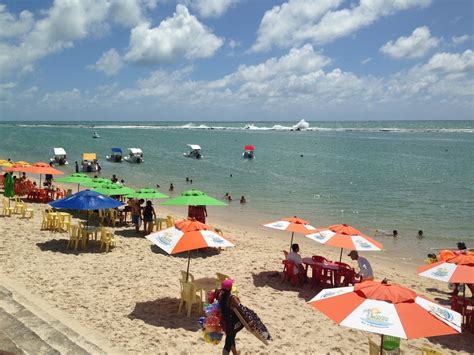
2;199;14;217
47;212;60;231
178;280;202;317
13;198;25;215
420;347;443;355
58;213;71;232
21;203;34;219
41;211;50;229
181;270;195;282
98;210;106;225
108;209;118;227
99;227;116;252
77;222;97;244
67;225;83;250
166;215;175;228
152;217;167;231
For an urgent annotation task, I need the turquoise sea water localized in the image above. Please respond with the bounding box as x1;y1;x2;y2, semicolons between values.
1;120;473;255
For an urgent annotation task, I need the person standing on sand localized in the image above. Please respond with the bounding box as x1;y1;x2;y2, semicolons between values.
348;250;374;282
193;205;207;223
142;201;156;233
131;199;144;232
169;183;174;191
215;279;243;355
75;161;79;173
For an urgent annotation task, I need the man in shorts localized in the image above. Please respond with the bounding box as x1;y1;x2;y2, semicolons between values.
131;199;144;232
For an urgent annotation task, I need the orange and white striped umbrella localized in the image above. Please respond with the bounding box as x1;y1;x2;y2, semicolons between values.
146;219;235;281
308;280;461;339
264;216;316;251
305;224;382;258
417;254;474;284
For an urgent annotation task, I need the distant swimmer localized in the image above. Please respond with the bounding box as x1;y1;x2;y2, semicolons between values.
186;177;189;183
224;193;232;201
300;154;303;157
156;184;160;188
417;230;424;238
393;230;399;238
169;183;174;191
240;196;246;204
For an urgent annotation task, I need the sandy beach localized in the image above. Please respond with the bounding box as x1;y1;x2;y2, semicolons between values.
1;198;472;355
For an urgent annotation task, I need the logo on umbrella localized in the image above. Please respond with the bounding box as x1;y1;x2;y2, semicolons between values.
272;222;285;229
361;308;392;328
429;306;454;322
313;233;327;240
210;235;224;244
158;232;173;246
431;268;448;277
355;239;372;249
320;289;345;299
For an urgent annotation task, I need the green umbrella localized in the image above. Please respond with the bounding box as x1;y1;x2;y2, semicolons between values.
81;178;113;188
55;173;92;192
3;172;15;203
93;184;135;196
125;188;168;199
161;189;227;206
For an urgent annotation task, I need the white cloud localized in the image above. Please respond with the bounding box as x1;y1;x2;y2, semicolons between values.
380;26;440;59
91;49;124;76
251;0;432;52
0;4;34;38
452;35;471;46
0;0;149;76
124;5;223;63
361;57;372;64
41;88;82;109
185;0;235;18
422;49;474;73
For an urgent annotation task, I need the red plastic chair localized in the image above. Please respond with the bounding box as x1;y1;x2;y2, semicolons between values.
312;255;328;263
282;260;304;286
334;261;352;269
335;268;357;287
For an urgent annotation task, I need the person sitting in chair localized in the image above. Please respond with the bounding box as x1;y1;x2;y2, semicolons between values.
287;243;305;281
348;250;374;282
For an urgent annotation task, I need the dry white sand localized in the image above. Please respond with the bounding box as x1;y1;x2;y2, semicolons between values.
1;201;473;354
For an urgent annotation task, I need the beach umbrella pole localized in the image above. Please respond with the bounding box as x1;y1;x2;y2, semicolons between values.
339;248;343;262
289;231;295;252
380;335;383;355
186;251;191;282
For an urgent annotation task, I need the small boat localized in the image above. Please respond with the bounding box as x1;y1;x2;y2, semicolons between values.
50;147;68;165
243;145;255;159
124;148;144;163
82;153;100;172
183;144;202;159
106;147;123;162
92;131;100;138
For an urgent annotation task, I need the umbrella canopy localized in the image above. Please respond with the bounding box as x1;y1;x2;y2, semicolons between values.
305;224;382;261
0;160;13;168
14;161;31;167
55;173;93;192
146;218;235;281
6;162;64;175
125;188;168;199
94;184;135;196
417;254;474;284
49;190;124;210
264;216;316;252
81;178;113;188
161;189;227;206
308;280;461;340
3;172;15;198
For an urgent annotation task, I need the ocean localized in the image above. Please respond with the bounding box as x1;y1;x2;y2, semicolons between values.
1;120;473;260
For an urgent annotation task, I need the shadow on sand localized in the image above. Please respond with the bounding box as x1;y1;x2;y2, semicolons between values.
150;245;221;259
251;271;320;301
128;297;200;331
36;239;105;254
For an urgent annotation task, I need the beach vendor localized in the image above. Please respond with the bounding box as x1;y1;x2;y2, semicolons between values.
215;279;243;355
348;250;374;282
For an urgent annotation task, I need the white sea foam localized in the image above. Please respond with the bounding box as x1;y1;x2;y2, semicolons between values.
13;122;473;133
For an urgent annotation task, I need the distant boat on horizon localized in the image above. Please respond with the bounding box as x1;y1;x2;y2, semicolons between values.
92;131;100;138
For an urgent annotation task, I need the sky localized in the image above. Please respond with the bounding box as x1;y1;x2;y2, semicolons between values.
0;0;473;121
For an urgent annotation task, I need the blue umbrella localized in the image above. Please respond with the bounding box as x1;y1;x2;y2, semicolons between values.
49;190;124;210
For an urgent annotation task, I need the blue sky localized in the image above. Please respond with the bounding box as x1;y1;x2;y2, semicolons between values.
0;0;473;121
